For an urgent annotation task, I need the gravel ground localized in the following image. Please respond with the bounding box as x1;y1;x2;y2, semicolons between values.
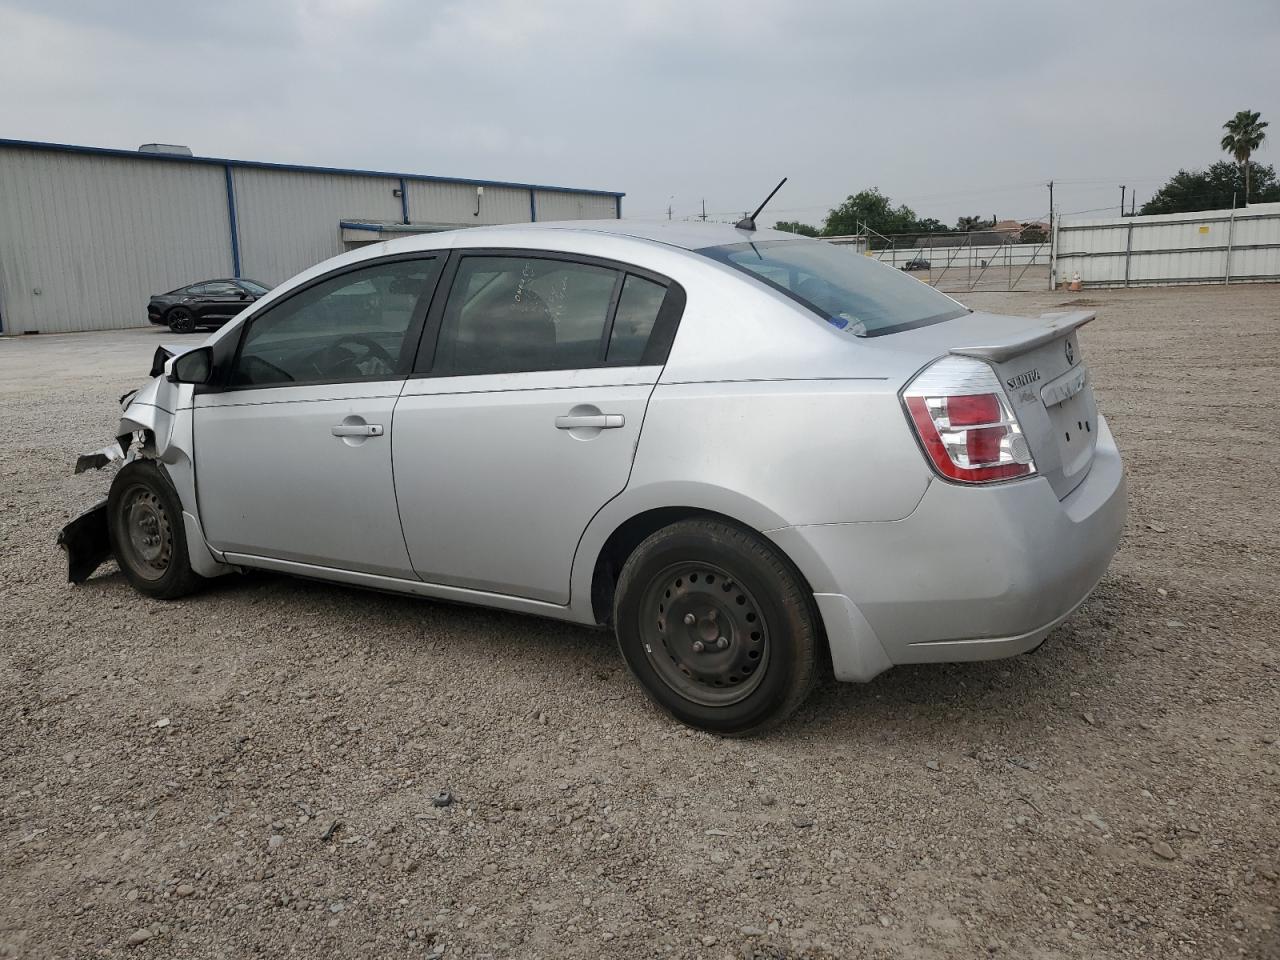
2;284;1278;960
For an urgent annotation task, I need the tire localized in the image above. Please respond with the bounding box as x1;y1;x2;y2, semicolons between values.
106;460;203;600
613;518;820;735
167;307;196;334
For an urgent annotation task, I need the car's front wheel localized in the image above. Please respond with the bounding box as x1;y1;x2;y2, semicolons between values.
106;460;203;600
613;518;820;735
167;307;196;334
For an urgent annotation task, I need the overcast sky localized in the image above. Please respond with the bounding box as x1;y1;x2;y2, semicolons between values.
2;0;1276;228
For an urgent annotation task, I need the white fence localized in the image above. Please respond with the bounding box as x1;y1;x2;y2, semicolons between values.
1054;202;1280;288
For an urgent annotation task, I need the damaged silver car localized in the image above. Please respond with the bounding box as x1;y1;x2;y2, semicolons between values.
61;220;1125;735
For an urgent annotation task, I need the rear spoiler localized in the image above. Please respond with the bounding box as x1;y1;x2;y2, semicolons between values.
951;310;1096;363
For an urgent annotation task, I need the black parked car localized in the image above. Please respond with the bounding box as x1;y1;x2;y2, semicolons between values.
901;256;931;272
147;278;271;333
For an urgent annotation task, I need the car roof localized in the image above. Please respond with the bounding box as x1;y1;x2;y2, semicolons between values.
439;219;809;252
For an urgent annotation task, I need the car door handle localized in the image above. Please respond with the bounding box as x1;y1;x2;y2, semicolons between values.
555;414;624;430
331;423;384;437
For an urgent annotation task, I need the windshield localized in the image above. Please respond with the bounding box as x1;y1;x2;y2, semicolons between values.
700;239;967;336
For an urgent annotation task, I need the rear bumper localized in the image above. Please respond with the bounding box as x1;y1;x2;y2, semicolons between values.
771;415;1126;681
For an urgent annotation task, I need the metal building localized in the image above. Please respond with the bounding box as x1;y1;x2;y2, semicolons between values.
0;138;624;334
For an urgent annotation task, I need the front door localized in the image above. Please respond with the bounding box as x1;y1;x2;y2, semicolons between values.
393;252;682;603
193;255;442;577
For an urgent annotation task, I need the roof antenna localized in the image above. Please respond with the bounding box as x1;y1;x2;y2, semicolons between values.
735;177;787;231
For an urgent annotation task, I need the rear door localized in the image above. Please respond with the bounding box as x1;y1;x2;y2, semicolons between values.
193;255;442;577
392;251;683;603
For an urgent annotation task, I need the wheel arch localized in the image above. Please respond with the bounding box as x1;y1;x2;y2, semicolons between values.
575;484;836;630
117;401;230;580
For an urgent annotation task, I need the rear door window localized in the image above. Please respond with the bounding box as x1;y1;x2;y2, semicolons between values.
431;256;619;376
607;274;667;365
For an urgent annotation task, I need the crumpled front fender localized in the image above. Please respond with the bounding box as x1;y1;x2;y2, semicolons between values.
61;368;232;584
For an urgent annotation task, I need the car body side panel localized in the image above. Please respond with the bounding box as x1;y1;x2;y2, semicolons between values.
627;381;933;527
564;380;933;627
769;415;1125;673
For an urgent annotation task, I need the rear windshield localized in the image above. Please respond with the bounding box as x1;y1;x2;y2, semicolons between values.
700;239;968;337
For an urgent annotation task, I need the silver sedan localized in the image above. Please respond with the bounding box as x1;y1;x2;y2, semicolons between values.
60;221;1125;734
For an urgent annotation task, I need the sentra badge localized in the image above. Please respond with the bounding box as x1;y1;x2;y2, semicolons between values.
1006;369;1041;391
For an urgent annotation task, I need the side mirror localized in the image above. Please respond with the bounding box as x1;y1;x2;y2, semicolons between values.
167;346;213;384
238;290;250;300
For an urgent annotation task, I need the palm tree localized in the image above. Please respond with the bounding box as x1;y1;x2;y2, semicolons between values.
1221;110;1269;203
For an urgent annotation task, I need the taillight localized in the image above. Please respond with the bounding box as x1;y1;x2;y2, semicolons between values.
902;356;1035;484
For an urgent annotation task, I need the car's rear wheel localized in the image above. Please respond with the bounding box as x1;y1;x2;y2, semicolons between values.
107;460;202;600
167;307;196;334
613;518;819;735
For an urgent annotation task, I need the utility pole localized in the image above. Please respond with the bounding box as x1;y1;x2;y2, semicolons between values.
1047;180;1055;291
1131;193;1136;216
1120;185;1126;217
699;198;707;222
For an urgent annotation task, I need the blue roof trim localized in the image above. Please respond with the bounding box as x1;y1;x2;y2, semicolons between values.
340;221;385;232
0;137;626;198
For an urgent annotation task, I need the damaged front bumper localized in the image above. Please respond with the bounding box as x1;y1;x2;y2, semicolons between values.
56;500;111;583
58;432;134;583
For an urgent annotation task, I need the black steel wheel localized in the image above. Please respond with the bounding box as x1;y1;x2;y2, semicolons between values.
638;562;771;707
613;518;820;735
106;460;203;600
167;307;196;334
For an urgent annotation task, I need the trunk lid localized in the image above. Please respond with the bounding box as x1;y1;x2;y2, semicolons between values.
950;310;1099;498
855;308;1100;499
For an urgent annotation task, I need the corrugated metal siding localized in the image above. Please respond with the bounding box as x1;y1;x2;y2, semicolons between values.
0;148;231;333
533;190;618;222
405;181;532;226
1056;207;1280;286
233;169;403;284
0;141;623;333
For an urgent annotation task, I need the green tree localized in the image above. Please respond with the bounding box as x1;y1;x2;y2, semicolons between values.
773;220;819;237
913;218;950;234
1221;109;1269;202
1140;161;1280;214
821;188;921;238
955;215;995;232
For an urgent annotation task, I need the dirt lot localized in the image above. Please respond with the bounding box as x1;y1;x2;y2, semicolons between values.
2;284;1278;960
